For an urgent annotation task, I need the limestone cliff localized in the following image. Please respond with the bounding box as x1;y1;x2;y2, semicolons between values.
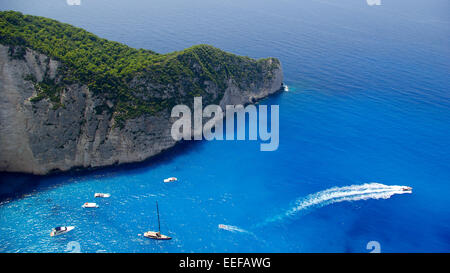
0;44;283;175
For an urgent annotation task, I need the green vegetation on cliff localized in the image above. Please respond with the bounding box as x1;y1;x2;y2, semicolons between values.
0;11;280;126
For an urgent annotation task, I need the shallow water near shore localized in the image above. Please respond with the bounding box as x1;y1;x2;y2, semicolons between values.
0;0;449;252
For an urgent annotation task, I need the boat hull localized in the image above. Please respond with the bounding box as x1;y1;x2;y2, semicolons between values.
163;177;177;183
144;231;172;240
94;193;111;198
82;203;99;208
50;226;75;237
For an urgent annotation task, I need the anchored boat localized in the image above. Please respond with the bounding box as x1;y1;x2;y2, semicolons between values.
163;177;178;183
144;201;172;240
50;226;75;237
94;193;111;198
82;202;99;208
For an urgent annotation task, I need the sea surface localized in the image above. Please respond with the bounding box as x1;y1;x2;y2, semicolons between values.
0;0;449;252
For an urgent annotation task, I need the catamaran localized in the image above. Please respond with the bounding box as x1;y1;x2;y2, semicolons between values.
144;201;172;240
50;226;75;237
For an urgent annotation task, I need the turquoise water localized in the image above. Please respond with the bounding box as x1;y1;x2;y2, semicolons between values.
0;0;449;252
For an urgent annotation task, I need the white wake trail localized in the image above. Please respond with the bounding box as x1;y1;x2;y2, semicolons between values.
218;224;249;233
261;183;411;226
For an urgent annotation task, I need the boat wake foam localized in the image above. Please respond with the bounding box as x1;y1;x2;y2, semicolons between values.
218;224;249;233
259;183;411;226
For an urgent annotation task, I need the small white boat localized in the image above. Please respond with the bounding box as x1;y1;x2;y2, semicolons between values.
94;193;111;198
50;226;75;237
163;177;178;183
144;231;172;240
402;186;413;192
283;84;289;92
82;202;99;208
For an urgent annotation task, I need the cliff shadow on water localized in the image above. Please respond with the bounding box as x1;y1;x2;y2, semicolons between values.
0;139;205;203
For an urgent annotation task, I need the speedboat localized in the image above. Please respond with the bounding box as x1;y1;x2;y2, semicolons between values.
82;202;99;208
50;226;75;237
402;186;412;192
284;84;289;92
163;177;178;183
94;193;111;198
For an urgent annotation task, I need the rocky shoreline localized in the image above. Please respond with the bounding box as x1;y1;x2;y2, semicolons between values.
0;44;283;175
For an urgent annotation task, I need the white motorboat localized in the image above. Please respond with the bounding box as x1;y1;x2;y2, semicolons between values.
82;202;99;208
94;193;111;198
402;186;413;192
163;177;178;183
50;226;75;237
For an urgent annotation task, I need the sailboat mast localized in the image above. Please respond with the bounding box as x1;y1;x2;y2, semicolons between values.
156;201;161;233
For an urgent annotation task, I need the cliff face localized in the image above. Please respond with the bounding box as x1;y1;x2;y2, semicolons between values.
0;44;283;175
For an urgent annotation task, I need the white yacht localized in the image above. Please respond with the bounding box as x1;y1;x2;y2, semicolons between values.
50;226;75;237
82;202;99;208
94;193;111;198
163;177;178;183
402;186;413;192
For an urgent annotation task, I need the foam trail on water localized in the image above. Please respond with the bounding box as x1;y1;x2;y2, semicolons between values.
218;224;269;246
259;183;411;226
218;224;249;233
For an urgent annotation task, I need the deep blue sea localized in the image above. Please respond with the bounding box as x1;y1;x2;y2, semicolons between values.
0;0;449;253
